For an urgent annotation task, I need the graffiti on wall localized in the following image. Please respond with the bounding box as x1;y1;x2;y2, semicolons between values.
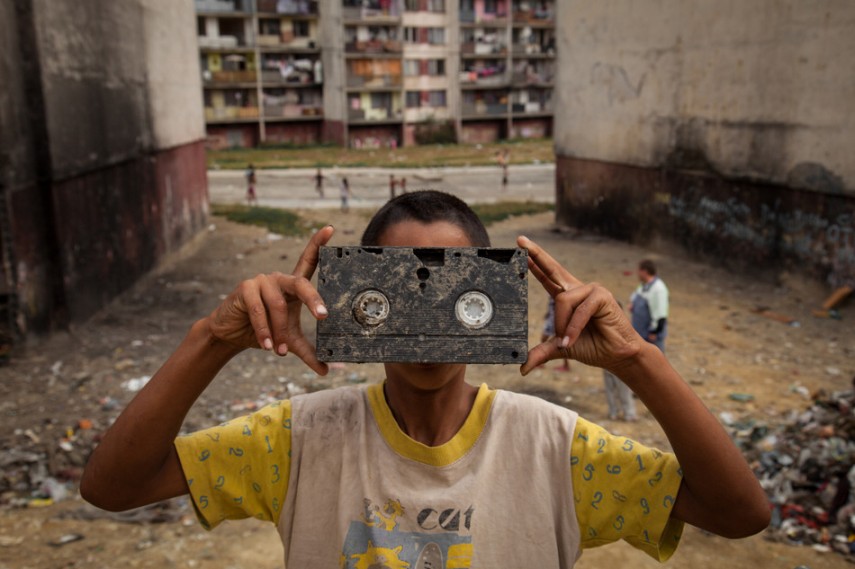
667;190;855;286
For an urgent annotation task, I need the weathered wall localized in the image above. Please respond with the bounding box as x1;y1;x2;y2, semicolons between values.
141;0;207;150
554;1;855;285
0;0;208;334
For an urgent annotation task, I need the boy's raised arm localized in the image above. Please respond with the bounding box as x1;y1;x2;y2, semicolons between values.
80;226;334;511
518;236;770;538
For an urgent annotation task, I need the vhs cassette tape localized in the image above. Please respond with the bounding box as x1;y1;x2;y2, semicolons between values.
316;246;528;364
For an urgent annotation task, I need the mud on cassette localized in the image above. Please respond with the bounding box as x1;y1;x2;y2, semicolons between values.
316;246;528;364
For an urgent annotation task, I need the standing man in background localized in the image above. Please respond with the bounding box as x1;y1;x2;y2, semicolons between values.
629;259;669;352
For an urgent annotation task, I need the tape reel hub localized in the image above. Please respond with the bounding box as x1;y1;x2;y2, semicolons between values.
456;291;493;329
353;290;390;327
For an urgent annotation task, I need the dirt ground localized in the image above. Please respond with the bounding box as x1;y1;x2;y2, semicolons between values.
1;207;853;569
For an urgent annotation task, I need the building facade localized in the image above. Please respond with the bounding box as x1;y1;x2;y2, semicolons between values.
194;0;555;148
552;1;855;287
0;0;209;337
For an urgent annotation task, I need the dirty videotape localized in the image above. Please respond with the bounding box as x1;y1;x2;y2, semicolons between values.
315;246;529;364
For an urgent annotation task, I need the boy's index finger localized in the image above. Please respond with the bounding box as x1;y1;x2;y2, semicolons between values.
292;225;335;279
517;236;583;289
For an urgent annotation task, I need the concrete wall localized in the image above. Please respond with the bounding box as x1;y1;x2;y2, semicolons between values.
554;1;855;286
0;0;208;334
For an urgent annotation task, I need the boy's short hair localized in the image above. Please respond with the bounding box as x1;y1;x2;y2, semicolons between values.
361;190;491;247
639;259;657;275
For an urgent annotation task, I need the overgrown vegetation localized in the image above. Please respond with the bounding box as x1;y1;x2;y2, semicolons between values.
207;138;553;170
211;204;323;236
471;201;555;226
211;201;553;237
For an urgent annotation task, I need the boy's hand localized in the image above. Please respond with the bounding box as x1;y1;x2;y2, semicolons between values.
207;225;334;375
518;236;643;375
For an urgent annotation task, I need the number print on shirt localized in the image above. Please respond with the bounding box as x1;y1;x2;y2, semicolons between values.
214;476;225;490
648;471;663;487
622;439;634;452
583;463;595;481
591;491;603;510
640;497;650;515
229;447;244;457
199;450;211;462
606;464;621;475
613;515;625;531
663;495;675;508
271;464;281;484
597;438;606;454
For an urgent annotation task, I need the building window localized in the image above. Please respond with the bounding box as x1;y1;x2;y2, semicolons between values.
404;27;445;45
406;90;447;108
405;0;445;11
259;18;280;35
292;20;309;37
404;59;446;76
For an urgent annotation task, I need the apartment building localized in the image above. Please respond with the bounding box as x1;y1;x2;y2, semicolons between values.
194;0;554;148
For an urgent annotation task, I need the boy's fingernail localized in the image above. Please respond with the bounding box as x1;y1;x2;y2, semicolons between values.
263;338;273;351
561;336;570;347
278;344;288;355
317;305;328;316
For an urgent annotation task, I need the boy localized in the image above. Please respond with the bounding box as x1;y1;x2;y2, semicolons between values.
82;191;768;568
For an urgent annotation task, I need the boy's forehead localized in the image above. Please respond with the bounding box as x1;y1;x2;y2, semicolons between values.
377;220;473;248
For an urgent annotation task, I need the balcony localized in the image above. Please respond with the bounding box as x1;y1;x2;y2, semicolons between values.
195;0;249;13
343;2;402;21
460;62;508;87
461;41;507;57
205;106;260;121
198;35;245;49
348;107;402;122
264;104;323;118
261;69;320;86
511;101;552;115
208;70;258;83
347;74;402;89
511;71;552;87
256;0;319;15
512;1;554;24
345;40;403;54
461;102;507;117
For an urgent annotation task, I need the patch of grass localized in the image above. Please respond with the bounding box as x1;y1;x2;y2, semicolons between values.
207;138;554;170
211;204;322;236
471;201;555;227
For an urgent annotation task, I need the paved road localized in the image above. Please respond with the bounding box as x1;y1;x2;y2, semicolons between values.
208;164;556;209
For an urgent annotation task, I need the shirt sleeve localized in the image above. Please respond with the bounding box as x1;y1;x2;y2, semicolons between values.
647;281;669;327
174;400;292;530
571;417;684;561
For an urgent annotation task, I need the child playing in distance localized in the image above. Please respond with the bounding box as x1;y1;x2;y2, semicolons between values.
245;164;257;205
82;191;769;568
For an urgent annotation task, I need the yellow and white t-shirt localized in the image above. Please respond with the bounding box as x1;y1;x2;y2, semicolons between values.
175;383;683;568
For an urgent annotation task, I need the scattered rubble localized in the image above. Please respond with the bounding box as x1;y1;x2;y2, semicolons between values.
726;377;855;558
